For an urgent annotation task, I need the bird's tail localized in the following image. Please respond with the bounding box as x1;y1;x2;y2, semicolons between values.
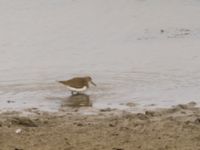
57;81;65;84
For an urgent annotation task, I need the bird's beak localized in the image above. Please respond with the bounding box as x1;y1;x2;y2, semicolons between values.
90;80;96;86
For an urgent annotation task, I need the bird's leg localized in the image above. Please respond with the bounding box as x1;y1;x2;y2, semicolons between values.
74;92;79;95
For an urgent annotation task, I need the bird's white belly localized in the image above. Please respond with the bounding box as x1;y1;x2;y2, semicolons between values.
66;86;87;92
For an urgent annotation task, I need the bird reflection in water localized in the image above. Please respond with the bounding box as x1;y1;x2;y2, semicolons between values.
62;94;92;108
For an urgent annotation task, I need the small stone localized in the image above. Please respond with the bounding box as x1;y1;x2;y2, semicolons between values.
112;148;124;150
136;113;149;120
188;101;197;107
194;118;200;124
109;123;115;127
16;128;22;134
7;100;15;103
177;104;187;109
77;123;83;126
160;29;164;33
15;148;23;150
111;133;119;136
10;117;37;127
137;145;142;149
126;102;136;107
100;108;113;112
73;122;84;127
145;111;155;117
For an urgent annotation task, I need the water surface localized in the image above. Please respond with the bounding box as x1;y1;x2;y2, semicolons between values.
0;0;200;112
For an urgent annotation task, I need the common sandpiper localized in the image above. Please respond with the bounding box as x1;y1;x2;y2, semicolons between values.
58;76;96;95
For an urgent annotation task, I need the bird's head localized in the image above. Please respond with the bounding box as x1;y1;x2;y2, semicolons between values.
85;76;96;86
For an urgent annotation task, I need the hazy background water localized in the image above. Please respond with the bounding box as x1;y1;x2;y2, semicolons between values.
0;0;200;112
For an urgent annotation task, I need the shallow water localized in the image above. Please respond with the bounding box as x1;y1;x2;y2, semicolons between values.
0;0;200;112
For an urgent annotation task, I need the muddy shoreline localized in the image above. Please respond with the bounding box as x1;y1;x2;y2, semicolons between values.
0;102;199;150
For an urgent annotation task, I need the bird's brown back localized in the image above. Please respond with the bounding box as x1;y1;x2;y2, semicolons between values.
59;77;89;88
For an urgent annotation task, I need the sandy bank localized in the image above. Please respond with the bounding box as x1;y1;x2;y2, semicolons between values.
0;102;200;150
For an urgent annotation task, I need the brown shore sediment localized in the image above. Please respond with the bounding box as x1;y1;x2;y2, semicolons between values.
0;102;200;150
